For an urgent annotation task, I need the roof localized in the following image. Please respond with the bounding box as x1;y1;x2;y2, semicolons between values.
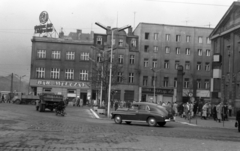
209;2;240;39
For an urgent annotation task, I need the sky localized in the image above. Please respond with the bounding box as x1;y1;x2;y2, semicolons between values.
0;0;237;82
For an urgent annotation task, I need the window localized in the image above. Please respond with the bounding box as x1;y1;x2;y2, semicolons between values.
143;76;148;86
205;62;210;71
117;72;123;83
206;37;211;44
118;54;123;64
154;46;159;53
164;60;169;69
50;68;60;79
80;52;89;61
184;78;189;88
186;35;190;42
52;51;61;59
144;45;149;52
131;38;136;47
65;69;74;80
37;50;46;58
176;47;180;54
166;34;170;41
66;51;75;60
36;67;45;78
152;76;157;86
129;73;134;83
97;36;102;45
129;55;135;64
206;49;211;56
80;70;88;81
174;78;177;88
176;35;181;42
204;79;210;89
175;61;180;69
185;61;190;70
119;39;123;47
144;58;148;67
97;53;102;62
197;62;201;70
197;79;201;89
145;33;149;40
185;48;190;55
198;49;202;56
152;59;157;68
198;36;203;43
154;33;158;40
163;77;169;87
165;47;170;53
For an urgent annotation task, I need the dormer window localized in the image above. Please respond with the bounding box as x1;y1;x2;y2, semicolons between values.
96;36;102;45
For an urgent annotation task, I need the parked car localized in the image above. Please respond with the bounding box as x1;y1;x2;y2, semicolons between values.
111;102;175;127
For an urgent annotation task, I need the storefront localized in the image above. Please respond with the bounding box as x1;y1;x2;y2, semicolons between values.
141;87;174;104
30;79;91;105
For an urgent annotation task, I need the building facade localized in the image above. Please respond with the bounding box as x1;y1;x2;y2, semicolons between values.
210;1;240;111
30;30;94;105
134;23;213;104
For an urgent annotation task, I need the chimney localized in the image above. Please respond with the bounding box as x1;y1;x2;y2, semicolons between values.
77;29;82;40
128;27;133;35
59;31;64;38
77;29;82;34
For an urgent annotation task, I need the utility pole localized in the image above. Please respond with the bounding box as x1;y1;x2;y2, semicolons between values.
11;73;13;93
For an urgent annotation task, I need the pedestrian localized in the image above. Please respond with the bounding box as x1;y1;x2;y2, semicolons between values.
173;102;178;116
202;103;208;120
228;104;233;117
114;100;119;111
236;109;240;132
212;105;217;121
76;97;80;107
80;99;83;107
216;102;223;123
223;104;228;121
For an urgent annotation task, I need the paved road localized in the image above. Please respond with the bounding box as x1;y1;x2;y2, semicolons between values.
0;104;240;151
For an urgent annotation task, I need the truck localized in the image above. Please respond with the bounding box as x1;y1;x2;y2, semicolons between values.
11;93;39;105
36;93;63;112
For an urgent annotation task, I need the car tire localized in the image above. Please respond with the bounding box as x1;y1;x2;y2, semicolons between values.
158;122;166;127
125;121;131;125
148;117;157;127
114;115;122;124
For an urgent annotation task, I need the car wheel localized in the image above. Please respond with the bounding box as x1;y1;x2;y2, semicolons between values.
125;121;131;125
114;115;122;124
158;122;166;127
148;117;157;127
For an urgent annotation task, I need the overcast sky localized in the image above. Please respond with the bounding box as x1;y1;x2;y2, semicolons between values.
0;0;236;81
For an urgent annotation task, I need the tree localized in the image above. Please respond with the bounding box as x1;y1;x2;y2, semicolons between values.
89;48;126;107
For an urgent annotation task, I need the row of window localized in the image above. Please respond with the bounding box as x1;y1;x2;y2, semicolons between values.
96;36;137;47
142;76;210;89
144;59;211;71
144;46;211;56
36;68;89;80
144;33;211;44
37;50;90;60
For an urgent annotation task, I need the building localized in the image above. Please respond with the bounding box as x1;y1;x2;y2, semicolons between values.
134;23;213;104
92;27;140;103
30;30;94;105
210;1;240;111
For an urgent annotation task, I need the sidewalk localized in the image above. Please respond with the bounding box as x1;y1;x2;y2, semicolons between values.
89;107;237;129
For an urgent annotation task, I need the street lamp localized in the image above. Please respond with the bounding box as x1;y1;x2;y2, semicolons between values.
150;68;161;104
95;22;131;117
15;74;26;93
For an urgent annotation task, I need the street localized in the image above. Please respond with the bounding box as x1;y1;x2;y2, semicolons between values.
0;104;240;151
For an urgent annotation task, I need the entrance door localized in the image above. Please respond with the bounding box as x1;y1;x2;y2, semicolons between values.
80;93;87;105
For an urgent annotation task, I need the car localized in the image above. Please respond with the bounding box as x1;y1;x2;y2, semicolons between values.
111;102;175;127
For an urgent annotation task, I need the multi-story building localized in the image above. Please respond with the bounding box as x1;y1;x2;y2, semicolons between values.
30;30;94;105
210;1;240;111
92;27;140;103
134;23;213;104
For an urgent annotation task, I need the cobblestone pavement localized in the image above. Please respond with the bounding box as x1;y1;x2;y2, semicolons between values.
0;104;240;151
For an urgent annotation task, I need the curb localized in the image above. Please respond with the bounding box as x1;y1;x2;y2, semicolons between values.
89;109;100;119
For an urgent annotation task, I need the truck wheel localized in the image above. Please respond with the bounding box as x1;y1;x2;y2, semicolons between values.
36;106;39;111
15;99;21;104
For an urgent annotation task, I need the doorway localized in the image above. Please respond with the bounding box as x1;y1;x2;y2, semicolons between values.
80;92;87;105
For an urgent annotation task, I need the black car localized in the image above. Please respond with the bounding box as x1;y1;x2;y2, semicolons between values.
111;102;175;127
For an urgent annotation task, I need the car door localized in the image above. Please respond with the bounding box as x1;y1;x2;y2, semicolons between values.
122;104;139;121
137;105;150;121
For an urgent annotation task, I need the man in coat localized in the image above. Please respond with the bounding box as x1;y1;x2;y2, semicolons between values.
236;109;240;132
216;102;223;123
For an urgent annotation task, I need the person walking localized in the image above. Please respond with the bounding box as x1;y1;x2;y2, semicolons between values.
212;105;217;121
216;102;223;123
202;103;208;120
236;109;240;132
228;104;233;117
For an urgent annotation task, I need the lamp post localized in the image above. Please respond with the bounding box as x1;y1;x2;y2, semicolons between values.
95;22;131;117
150;68;161;104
